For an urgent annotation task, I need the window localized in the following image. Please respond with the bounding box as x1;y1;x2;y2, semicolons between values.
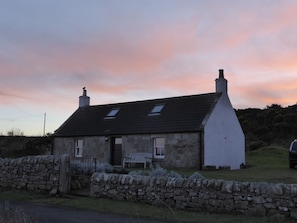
149;104;165;116
115;137;122;144
75;139;83;157
105;107;120;119
154;138;165;158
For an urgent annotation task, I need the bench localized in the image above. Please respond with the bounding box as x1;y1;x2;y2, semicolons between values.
122;152;153;169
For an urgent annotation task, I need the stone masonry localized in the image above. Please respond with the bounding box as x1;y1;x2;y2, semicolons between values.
90;173;297;220
0;155;70;194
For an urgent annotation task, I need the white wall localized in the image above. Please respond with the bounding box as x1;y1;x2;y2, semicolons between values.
203;94;245;170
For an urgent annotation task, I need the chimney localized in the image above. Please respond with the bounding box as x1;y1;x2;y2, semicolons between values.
79;87;90;107
215;69;228;95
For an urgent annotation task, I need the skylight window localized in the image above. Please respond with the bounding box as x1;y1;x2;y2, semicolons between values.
105;107;120;119
149;104;165;116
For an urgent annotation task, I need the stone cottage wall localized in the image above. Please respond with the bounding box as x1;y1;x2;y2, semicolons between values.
54;133;201;169
0;155;70;194
53;137;109;162
124;133;201;168
90;173;297;220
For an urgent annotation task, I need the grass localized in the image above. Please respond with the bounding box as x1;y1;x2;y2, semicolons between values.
168;146;297;184
113;146;295;183
201;146;297;184
0;189;293;223
0;201;36;223
0;146;296;223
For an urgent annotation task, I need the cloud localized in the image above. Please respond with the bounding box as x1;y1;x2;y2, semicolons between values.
2;1;297;135
231;75;297;109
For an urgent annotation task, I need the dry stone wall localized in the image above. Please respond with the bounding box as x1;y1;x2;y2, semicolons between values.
0;155;70;194
90;173;297;220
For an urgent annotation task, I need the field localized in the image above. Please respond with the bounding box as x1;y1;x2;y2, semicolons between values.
201;146;297;184
0;146;296;223
122;146;296;184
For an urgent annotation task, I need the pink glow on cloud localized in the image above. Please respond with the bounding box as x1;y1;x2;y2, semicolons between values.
233;77;297;109
2;1;297;135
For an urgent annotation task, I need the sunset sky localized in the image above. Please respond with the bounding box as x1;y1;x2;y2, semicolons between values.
1;0;297;136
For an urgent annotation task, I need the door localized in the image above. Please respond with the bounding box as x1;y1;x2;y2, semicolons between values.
111;137;122;166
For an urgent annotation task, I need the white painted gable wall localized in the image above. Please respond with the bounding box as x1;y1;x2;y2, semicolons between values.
203;94;245;170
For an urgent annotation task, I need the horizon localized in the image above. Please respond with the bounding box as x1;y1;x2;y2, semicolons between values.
1;1;297;135
1;91;294;137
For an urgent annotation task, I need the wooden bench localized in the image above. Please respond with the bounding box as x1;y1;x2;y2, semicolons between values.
122;152;153;169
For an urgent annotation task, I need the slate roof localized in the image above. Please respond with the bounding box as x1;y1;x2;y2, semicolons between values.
54;92;222;137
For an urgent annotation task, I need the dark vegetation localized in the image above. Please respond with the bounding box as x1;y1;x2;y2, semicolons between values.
0;136;52;158
236;103;297;150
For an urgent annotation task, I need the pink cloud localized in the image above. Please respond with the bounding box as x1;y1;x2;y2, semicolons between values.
2;1;297;114
0;17;199;81
232;76;297;108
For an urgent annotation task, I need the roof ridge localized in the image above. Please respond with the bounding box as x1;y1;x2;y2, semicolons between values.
89;92;221;108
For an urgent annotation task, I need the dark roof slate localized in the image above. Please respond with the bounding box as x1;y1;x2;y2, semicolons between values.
54;93;222;137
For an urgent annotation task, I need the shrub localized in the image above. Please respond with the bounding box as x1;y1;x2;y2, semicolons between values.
128;167;182;178
71;158;97;175
167;170;182;178
128;170;141;176
189;171;205;180
97;163;113;173
149;167;168;177
128;170;149;176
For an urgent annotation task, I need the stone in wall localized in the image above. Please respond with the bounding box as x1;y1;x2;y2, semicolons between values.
0;155;70;194
90;173;297;220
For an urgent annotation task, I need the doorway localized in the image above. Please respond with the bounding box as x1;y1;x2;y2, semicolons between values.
111;137;122;166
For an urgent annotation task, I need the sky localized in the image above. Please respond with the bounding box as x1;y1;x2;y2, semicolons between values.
1;0;297;136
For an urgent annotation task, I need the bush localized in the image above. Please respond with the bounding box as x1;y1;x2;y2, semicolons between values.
71;161;113;175
97;163;113;173
189;172;205;180
149;167;167;177
167;170;182;178
128;170;149;176
128;167;182;178
71;158;97;175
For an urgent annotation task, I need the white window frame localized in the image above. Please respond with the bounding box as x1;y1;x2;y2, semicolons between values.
75;139;83;158
154;137;165;159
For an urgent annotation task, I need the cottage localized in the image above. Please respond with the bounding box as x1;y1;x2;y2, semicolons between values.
53;70;245;170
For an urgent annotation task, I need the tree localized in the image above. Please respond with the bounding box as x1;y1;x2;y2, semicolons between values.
7;128;24;136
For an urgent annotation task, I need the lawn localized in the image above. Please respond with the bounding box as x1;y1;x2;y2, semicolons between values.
168;146;297;184
201;146;297;184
